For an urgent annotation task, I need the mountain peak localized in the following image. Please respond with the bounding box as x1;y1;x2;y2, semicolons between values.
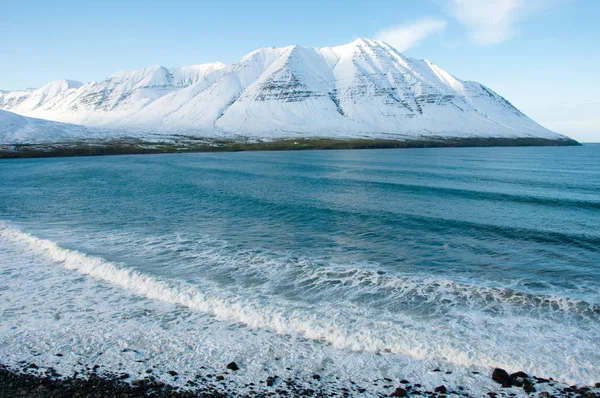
349;38;380;46
41;79;83;90
35;79;83;98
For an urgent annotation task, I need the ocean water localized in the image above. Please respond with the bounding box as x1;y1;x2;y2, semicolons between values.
1;145;599;395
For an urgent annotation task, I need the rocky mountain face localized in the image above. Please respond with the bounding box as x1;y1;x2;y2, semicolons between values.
0;39;567;141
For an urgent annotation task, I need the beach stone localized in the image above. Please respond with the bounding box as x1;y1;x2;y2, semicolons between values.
167;370;177;376
595;382;600;388
435;385;447;394
266;376;276;387
312;374;321;380
492;368;513;388
390;387;408;397
227;362;239;371
513;379;524;387
523;383;536;393
511;371;530;379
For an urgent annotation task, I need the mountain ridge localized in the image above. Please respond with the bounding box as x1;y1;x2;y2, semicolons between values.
0;38;572;144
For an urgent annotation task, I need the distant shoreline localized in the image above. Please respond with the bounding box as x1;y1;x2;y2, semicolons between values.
0;136;580;159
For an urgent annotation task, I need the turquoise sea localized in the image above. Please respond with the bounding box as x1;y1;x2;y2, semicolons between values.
1;145;599;395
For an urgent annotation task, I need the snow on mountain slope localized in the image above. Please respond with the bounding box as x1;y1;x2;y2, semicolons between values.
0;109;95;144
0;39;568;141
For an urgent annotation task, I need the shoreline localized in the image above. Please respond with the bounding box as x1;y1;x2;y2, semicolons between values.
0;136;580;159
1;361;599;398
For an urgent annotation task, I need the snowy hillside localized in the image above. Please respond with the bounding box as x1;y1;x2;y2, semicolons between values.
0;109;93;144
0;39;569;141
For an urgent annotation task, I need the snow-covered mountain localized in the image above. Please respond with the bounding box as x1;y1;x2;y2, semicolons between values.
0;39;568;141
0;109;95;144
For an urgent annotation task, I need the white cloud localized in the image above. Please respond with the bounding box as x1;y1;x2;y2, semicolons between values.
375;19;447;52
445;0;539;45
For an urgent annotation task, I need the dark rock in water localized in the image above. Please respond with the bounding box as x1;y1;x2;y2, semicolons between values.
511;371;529;379
595;382;600;388
167;370;178;376
358;388;366;393
400;379;409;384
312;374;321;380
266;376;276;387
534;377;550;383
227;362;239;371
433;368;441;372
434;385;447;394
538;392;551;398
216;375;225;381
55;353;63;357
26;363;38;370
492;368;513;388
390;387;408;397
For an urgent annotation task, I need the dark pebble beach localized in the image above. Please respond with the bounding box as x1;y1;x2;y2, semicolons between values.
2;362;600;398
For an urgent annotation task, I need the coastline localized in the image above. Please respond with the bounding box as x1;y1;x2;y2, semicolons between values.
0;136;580;159
1;361;599;398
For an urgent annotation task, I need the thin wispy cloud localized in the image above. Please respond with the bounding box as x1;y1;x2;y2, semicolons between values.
375;1;558;51
445;0;524;45
445;0;558;45
375;19;447;52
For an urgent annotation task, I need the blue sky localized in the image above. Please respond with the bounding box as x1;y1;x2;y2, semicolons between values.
1;0;598;141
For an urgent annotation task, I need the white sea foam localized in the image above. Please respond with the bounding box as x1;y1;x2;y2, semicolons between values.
1;221;599;392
